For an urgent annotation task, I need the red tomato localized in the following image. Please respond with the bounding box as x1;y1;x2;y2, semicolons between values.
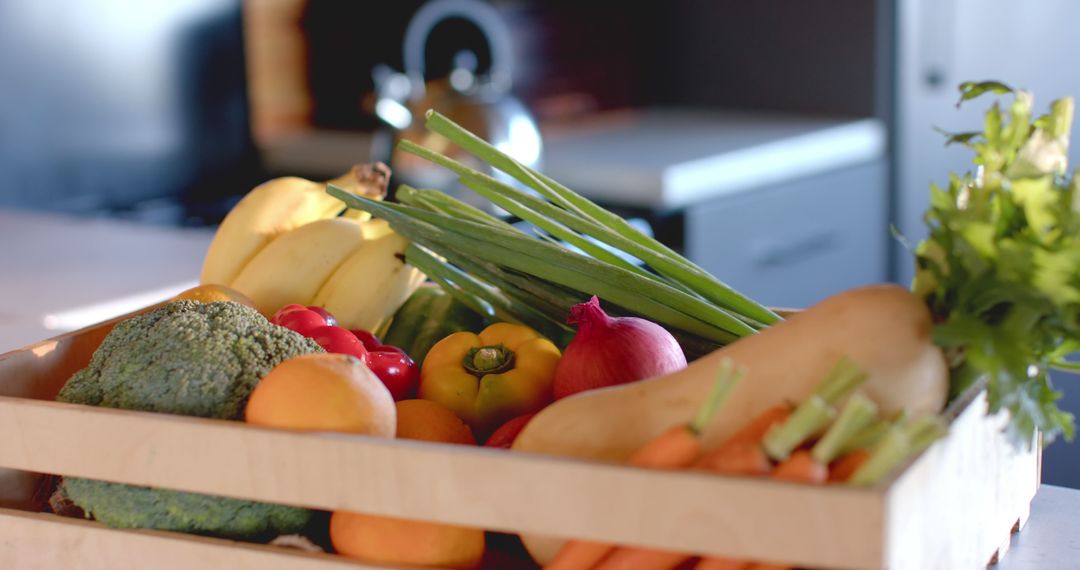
365;350;419;400
305;306;337;327
350;329;383;352
484;413;536;448
276;309;327;336
270;304;309;326
308;325;368;360
369;344;407;356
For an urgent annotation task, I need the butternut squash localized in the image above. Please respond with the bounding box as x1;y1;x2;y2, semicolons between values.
514;284;948;462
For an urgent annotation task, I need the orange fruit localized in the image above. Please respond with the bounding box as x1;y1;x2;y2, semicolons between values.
330;511;485;569
244;353;396;436
174;284;257;309
395;399;476;445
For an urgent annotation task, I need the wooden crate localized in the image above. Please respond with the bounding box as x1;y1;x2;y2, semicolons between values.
0;315;1039;570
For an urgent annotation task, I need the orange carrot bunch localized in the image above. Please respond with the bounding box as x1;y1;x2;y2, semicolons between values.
546;356;948;570
546;359;744;570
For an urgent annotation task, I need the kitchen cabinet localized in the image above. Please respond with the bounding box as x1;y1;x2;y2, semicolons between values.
685;161;886;309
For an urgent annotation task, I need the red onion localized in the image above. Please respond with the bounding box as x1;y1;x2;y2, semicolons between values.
553;296;687;399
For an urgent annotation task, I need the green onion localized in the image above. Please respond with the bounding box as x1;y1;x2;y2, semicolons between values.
396;184;516;231
456;173;659;282
404;243;573;342
330;189;751;343
419;110;780;326
399;137;773;327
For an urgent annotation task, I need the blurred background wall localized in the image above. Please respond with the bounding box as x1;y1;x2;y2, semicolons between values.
1;0;1079;485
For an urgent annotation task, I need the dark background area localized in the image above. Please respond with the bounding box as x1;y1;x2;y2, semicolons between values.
0;1;884;224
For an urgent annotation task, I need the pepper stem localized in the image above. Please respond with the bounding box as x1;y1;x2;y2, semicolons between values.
463;344;516;376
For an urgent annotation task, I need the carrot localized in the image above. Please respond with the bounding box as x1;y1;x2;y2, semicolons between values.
694;451;824;570
696;558;788;570
544;425;709;569
772;449;828;483
829;448;871;482
593;546;690;570
719;404;791;449
545;361;744;570
847;415;948;486
692;402;791;472
760;358;867;462
697;440;772;476
631;424;709;469
693;557;749;570
697;380;874;570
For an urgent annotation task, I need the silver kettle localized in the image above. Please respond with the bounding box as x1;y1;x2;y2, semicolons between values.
371;0;542;206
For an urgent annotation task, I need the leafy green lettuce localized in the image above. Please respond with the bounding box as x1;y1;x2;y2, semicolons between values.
913;81;1078;447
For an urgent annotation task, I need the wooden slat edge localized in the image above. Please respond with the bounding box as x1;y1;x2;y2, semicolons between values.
0;507;381;570
0;397;884;569
882;392;1040;569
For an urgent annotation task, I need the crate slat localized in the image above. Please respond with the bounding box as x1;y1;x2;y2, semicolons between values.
0;396;884;569
0;508;380;570
883;391;1040;569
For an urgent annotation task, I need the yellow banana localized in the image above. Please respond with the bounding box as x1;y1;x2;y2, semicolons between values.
359;218;395;240
228;217;372;316
200;164;389;286
311;231;426;332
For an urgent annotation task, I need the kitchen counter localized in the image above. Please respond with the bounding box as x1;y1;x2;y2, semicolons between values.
0;209;212;352
541;110;886;210
993;485;1080;570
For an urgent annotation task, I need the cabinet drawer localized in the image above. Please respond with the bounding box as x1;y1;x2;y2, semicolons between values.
684;160;887;309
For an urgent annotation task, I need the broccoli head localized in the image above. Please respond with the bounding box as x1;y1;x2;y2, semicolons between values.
61;478;313;540
57;299;322;418
56;300;324;539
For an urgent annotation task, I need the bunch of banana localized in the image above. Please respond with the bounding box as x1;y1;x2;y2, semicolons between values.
200;163;425;332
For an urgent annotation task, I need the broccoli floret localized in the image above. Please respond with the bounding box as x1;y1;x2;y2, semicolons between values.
62;478;312;540
56;300;323;539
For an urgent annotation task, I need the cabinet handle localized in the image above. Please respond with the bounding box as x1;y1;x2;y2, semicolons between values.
752;230;840;268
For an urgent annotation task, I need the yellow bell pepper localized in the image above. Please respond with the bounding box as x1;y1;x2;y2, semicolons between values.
419;322;561;436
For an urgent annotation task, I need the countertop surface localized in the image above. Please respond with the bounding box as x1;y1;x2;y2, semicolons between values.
540;110;886;210
993;484;1080;570
0;209;212;352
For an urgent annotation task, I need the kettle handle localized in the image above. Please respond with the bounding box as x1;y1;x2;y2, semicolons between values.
402;0;514;102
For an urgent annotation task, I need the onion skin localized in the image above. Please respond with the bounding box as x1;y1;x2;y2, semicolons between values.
553;296;688;400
